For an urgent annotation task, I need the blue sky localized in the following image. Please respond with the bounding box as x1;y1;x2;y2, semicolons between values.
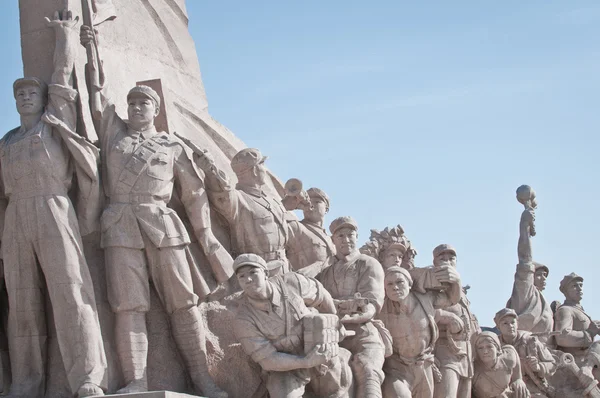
2;2;599;326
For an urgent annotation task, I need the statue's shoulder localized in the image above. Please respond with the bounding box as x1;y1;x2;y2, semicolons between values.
1;127;20;147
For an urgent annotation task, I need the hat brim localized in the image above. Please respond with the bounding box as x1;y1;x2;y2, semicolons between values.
332;222;358;234
234;262;266;273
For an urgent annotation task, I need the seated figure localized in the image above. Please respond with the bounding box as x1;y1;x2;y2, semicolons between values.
472;332;530;398
233;253;353;398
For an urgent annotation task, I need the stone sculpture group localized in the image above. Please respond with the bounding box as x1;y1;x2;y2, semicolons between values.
1;4;599;398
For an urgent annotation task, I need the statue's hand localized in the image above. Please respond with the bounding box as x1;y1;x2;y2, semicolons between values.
520;208;536;236
45;9;79;32
80;25;97;48
304;344;331;368
434;265;461;284
447;313;464;334
511;379;530;398
193;149;217;172
340;302;376;324
525;356;542;373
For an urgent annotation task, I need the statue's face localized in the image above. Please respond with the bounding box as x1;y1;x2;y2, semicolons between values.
498;316;518;341
332;227;357;256
433;250;457;268
127;95;158;130
564;281;583;302
382;247;405;269
236;265;268;299
303;197;327;223
384;272;411;302
476;339;498;367
15;84;45;116
534;268;548;291
252;163;268;185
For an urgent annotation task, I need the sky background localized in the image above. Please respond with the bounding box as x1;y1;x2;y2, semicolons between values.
1;2;599;327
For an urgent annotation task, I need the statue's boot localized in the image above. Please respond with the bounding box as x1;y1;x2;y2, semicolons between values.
171;306;228;398
77;382;105;397
115;312;148;394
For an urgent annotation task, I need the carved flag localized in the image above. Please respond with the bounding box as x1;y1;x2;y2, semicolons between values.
92;0;116;25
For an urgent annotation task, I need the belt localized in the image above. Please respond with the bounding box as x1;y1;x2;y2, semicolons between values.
110;194;166;205
259;249;286;262
8;187;67;200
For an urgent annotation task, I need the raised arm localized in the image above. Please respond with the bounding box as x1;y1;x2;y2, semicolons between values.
518;209;535;265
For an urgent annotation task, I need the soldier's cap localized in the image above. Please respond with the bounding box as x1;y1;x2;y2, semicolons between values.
493;308;518;326
13;77;48;99
433;243;457;258
231;148;267;174
307;187;330;207
233;253;268;274
384;266;413;286
559;272;584;294
127;85;161;108
474;331;501;352
534;262;549;275
329;216;358;235
385;242;408;254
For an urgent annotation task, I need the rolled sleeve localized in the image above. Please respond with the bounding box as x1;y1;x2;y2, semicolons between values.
358;256;385;312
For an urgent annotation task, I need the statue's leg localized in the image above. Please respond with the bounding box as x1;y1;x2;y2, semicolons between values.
36;201;107;396
105;246;151;394
266;370;308;398
342;323;385;398
147;244;227;398
4;231;46;398
456;376;471;398
433;368;460;398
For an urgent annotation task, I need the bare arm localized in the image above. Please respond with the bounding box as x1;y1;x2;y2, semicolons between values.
518;209;534;264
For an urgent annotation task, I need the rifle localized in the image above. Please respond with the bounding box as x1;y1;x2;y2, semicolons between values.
173;132;230;187
81;0;104;119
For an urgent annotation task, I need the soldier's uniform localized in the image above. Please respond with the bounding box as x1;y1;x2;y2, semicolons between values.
317;216;386;398
554;274;596;364
472;334;522;398
0;79;107;396
95;86;226;395
496;309;556;398
233;254;352;398
207;149;294;275
506;261;553;342
287;219;335;277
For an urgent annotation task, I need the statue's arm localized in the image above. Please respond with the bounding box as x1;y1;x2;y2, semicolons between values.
554;308;595;348
292;273;336;314
518;209;534;265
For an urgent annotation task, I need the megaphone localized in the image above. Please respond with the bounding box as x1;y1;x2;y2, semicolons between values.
284;178;303;197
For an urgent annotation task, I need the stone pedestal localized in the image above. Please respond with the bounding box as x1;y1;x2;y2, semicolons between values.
109;392;202;398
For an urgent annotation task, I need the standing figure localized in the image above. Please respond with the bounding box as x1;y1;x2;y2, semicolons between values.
80;26;229;397
506;185;553;342
233;253;353;398
472;332;530;398
378;266;463;398
495;308;557;398
317;216;387;398
554;273;600;364
195;148;294;276
0;11;107;398
286;186;336;277
432;244;481;398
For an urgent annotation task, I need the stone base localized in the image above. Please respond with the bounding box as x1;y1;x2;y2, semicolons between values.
108;392;203;398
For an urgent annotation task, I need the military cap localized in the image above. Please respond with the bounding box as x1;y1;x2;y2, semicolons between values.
307;187;330;208
233;253;269;273
231;148;267;174
494;308;518;326
433;243;457;258
384;266;413;286
559;272;584;294
13;77;48;99
329;216;358;235
127;85;161;108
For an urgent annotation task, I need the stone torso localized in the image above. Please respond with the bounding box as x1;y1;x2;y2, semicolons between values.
472;346;519;398
286;220;335;272
379;293;434;359
1;121;71;198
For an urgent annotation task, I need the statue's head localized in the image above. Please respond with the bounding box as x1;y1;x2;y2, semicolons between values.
330;216;358;256
302;187;329;224
233;253;269;299
494;308;518;341
359;225;415;270
533;262;549;292
559;273;584;303
384;266;412;302
516;185;537;209
432;244;457;268
127;85;160;131
14;77;47;117
231;148;268;186
474;331;502;368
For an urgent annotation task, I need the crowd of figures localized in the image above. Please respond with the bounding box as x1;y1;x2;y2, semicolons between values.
0;8;598;398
